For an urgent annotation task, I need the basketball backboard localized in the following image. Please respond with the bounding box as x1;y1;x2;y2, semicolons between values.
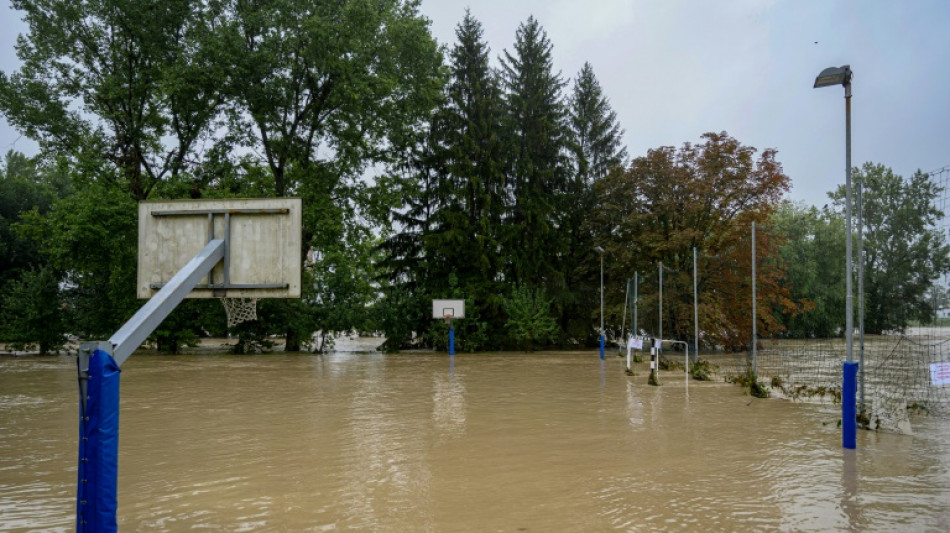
137;198;302;299
432;299;465;319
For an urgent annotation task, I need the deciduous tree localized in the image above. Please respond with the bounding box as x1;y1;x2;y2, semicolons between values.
0;0;224;200
833;163;950;333
591;132;796;349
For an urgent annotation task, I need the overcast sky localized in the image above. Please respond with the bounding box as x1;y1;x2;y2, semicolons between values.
2;1;949;207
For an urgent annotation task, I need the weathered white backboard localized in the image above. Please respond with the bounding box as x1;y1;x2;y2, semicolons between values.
137;198;302;299
432;299;465;319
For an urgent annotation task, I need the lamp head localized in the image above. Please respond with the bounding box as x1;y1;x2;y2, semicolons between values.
593;246;605;254
814;65;852;88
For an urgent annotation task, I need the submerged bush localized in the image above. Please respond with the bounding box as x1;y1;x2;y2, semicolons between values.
691;359;717;381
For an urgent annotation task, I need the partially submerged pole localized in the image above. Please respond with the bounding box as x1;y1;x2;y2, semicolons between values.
752;221;759;376
693;247;699;363
620;279;629;356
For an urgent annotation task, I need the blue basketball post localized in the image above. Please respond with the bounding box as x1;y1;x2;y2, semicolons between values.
75;239;225;529
449;326;455;356
842;361;858;449
76;345;120;532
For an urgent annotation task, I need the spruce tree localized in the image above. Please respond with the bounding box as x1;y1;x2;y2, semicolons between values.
500;17;571;296
562;62;629;340
570;62;628;182
425;11;508;336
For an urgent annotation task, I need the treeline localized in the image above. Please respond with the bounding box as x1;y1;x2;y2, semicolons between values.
1;2;947;353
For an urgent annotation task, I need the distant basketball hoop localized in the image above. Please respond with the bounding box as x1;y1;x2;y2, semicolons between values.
432;299;465;356
432;299;465;320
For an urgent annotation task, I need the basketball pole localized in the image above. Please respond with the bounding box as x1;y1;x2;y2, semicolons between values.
76;239;225;532
447;316;455;356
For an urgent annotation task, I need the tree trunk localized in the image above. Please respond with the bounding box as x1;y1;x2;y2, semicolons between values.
285;328;301;352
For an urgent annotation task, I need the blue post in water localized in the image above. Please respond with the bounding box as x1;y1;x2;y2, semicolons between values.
842;361;858;449
449;327;455;356
77;348;121;532
599;334;605;360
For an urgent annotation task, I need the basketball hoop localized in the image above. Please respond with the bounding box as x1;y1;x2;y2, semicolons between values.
221;297;258;328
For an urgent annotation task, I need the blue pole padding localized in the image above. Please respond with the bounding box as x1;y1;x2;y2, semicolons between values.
77;349;121;533
449;328;455;356
842;361;858;450
599;334;605;360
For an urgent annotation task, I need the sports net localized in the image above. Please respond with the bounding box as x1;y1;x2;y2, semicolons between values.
708;333;950;435
220;297;258;328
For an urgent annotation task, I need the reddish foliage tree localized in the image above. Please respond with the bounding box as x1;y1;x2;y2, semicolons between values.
590;132;801;350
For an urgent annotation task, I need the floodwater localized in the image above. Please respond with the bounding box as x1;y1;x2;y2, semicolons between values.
1;351;949;532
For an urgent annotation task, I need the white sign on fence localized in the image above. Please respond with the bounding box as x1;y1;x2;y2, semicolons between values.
931;362;950;386
627;336;643;350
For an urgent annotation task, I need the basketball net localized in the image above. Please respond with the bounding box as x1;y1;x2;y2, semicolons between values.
221;297;258;328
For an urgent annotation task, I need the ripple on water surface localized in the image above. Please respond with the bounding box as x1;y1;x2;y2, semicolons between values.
1;353;949;531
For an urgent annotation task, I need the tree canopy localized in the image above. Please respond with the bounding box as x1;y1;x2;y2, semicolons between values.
590;132;796;349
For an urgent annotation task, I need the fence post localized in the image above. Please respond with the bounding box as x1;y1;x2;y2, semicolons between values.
693;246;699;362
752;221;759;379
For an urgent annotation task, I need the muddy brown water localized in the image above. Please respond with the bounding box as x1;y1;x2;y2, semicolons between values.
2;351;949;532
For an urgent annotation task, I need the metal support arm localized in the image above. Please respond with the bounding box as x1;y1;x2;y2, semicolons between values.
109;239;225;366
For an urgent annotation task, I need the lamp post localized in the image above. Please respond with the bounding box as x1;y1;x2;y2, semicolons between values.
814;64;857;450
594;246;605;360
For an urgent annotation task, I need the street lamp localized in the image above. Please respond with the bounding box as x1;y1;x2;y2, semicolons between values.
813;64;858;450
594;246;605;360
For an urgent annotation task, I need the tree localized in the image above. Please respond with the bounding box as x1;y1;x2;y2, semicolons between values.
310;240;377;352
0;266;68;354
219;0;445;350
0;0;224;201
1;1;232;349
771;202;842;338
499;17;571;292
17;181;140;338
0;151;59;290
502;286;558;351
422;10;508;340
590;132;796;350
0;151;69;350
833;163;950;333
557;62;629;341
569;62;628;182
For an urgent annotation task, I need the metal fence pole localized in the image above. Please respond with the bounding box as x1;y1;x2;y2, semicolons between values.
658;262;663;356
857;176;865;415
693;246;699;362
633;272;638;338
752;221;759;379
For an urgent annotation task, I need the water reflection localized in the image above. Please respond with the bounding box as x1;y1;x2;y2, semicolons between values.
339;358;434;531
432;356;466;441
624;379;644;429
842;448;863;531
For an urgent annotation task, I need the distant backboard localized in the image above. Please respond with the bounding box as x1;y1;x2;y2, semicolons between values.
137;198;301;299
432;299;465;319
